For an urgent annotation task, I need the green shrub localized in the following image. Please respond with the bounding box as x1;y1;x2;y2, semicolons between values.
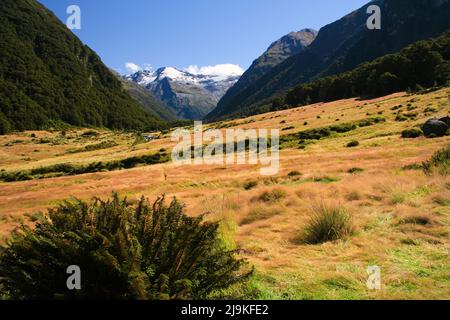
0;194;251;299
287;170;302;177
348;167;364;174
68;140;118;153
395;115;408;122
329;123;357;133
402;163;423;171
401;128;423;138
346;140;360;148
300;204;354;244
298;128;331;140
0;151;170;182
357;117;386;127
424;107;438;113
423;144;449;175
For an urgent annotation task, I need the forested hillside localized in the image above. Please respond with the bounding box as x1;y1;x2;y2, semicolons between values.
0;0;166;134
278;31;450;109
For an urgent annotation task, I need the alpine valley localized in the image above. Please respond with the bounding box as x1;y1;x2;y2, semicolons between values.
0;0;449;301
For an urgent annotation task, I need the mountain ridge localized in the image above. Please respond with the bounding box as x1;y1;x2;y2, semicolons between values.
207;28;317;120
126;67;241;120
207;0;450;121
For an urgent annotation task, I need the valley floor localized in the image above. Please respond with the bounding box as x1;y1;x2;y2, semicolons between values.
0;89;449;299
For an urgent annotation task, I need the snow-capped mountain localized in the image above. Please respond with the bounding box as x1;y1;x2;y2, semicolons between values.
125;67;241;120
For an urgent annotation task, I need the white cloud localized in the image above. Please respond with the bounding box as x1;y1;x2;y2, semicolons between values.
142;64;154;71
184;64;244;78
125;62;141;73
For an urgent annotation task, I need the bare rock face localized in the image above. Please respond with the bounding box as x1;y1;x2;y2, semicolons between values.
422;119;449;137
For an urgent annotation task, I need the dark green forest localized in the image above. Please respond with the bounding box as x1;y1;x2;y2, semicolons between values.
0;0;166;134
277;30;450;109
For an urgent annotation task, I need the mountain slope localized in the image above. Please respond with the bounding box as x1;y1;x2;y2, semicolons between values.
208;28;317;120
118;77;177;122
208;0;450;120
0;0;166;133
126;67;240;120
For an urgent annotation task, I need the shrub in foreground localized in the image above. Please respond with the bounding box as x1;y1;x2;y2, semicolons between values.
0;194;251;300
300;204;354;244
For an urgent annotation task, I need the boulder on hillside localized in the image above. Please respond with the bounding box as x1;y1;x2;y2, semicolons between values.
422;119;448;137
439;116;450;127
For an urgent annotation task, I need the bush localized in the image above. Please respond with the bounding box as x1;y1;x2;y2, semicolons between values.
287;170;302;177
298;127;331;140
243;180;258;190
0;194;251;299
300;204;354;244
346;140;360;148
395;115;408;122
329;123;356;133
348;167;364;174
358;117;386;127
423;144;449;175
0;151;170;182
401;128;423;138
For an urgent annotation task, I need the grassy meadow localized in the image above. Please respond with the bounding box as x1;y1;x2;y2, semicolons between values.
0;88;449;299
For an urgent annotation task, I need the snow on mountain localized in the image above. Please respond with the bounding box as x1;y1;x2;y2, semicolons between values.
125;66;242;120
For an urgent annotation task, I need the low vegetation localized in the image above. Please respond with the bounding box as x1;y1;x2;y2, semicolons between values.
67;140;118;153
299;204;354;244
0;150;170;182
346;140;360;148
0;194;251;299
423;144;450;175
256;189;287;203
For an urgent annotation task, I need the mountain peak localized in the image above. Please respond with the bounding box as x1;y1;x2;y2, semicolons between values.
268;28;318;53
206;28;318;120
125;65;241;120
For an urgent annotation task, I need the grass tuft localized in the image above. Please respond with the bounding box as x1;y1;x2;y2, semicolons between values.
299;203;354;244
423;144;449;176
256;189;287;203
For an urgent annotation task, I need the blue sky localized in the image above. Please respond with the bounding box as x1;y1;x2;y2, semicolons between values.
39;0;368;74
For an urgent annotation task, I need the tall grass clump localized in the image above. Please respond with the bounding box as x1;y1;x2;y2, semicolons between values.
300;204;354;244
257;189;287;203
0;194;251;300
423;144;449;176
